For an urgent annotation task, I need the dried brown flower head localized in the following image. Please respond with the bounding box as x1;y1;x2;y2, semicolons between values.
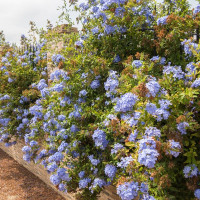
132;83;149;98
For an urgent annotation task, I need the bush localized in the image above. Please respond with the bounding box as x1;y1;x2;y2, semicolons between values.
1;0;200;199
0;35;47;144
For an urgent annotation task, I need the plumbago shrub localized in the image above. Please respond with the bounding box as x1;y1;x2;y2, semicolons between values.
1;0;200;200
22;43;200;200
75;0;199;65
0;37;47;145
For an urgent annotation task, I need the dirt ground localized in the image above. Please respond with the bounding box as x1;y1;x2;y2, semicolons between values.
0;148;65;200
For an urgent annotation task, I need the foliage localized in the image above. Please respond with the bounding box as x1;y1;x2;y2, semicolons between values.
0;32;47;143
1;0;200;200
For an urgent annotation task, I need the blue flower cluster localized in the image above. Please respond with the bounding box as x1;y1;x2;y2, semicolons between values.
121;111;141;127
50;167;71;187
50;174;61;185
181;39;198;57
90;79;100;89
167;140;181;157
142;194;156;200
52;54;65;65
22;146;31;153
146;100;171;122
177;122;189;135
88;155;100;166
195;189;200;200
47;162;58;172
79;89;87;97
89;178;106;191
79;2;89;11
58;141;68;152
104;25;116;35
50;70;69;81
117;156;134;169
114;93;138;112
138;137;159;168
37;79;48;90
117;181;139;200
163;64;185;80
150;56;166;65
194;4;200;15
146;80;160;97
91;26;99;34
132;60;142;68
144;127;161;138
191;78;200;88
183;164;199;178
128;130;139;142
113;55;121;63
78;171;85;179
79;178;91;189
185;62;196;80
48;152;64;162
75;40;84;47
157;15;168;26
29;105;43;119
104;164;117;179
104;70;119;98
92;129;108;150
111;143;124;154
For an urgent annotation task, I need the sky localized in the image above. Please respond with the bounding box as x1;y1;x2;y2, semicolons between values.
0;0;79;45
0;0;199;45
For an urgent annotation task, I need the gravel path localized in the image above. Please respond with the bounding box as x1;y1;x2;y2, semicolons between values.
0;148;65;200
